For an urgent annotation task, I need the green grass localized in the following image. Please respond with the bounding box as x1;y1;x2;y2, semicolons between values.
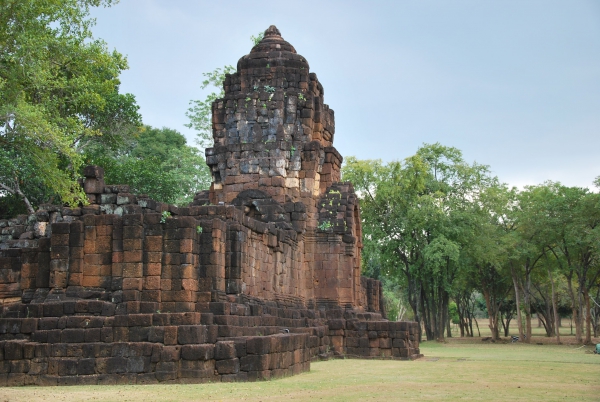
3;339;599;401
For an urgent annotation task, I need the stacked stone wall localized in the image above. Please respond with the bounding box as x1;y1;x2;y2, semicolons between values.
1;196;384;315
0;298;418;385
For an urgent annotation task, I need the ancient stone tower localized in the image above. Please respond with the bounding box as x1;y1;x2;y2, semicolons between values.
207;25;338;206
200;26;364;308
0;26;421;386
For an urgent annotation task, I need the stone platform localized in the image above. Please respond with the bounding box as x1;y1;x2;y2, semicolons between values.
0;302;418;385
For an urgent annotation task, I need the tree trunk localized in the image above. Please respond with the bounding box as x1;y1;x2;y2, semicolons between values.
504;316;512;337
523;274;532;343
511;266;525;340
500;312;507;336
444;293;452;338
420;287;434;341
405;270;421;342
456;300;466;337
572;310;580;340
577;284;584;343
483;289;500;340
437;291;445;340
566;274;582;342
474;316;480;337
548;267;561;344
593;290;600;337
467;315;473;337
584;291;592;344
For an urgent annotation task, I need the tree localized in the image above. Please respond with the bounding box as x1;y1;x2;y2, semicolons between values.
343;143;498;341
85;126;211;205
185;66;235;149
542;184;600;344
0;0;141;214
503;185;554;342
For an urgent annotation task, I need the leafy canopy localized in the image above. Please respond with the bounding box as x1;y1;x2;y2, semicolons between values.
85;126;211;205
0;0;141;213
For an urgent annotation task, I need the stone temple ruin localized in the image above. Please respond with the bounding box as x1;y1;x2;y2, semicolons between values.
0;26;420;386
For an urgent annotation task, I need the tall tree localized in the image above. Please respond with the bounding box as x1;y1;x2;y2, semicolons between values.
185;66;235;149
343;143;498;341
0;0;141;214
518;183;600;343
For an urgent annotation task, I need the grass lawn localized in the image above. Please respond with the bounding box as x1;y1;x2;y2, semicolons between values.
2;337;599;402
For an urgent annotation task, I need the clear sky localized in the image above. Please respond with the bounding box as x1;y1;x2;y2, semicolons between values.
90;0;600;188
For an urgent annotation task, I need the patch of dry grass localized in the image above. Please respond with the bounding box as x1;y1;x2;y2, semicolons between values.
2;338;599;402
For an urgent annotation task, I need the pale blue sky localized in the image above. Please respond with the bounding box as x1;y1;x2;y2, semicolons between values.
91;0;600;188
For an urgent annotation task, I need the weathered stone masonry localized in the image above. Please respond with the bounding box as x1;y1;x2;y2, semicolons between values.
0;26;421;386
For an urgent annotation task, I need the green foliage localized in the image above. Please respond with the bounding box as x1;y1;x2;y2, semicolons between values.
185;65;235;149
298;93;306;101
345;146;600;342
0;0;141;213
318;221;333;231
448;302;460;324
196;225;203;234
85;126;211;205
250;32;264;46
186;31;265;150
0;193;28;219
343;143;500;340
160;211;171;224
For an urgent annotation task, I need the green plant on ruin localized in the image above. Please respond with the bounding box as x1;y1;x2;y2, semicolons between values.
266;63;270;68
264;85;275;93
298;93;306;101
318;220;333;231
196;225;203;234
160;211;171;223
262;103;267;108
245;97;251;102
291;146;296;157
250;32;264;46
